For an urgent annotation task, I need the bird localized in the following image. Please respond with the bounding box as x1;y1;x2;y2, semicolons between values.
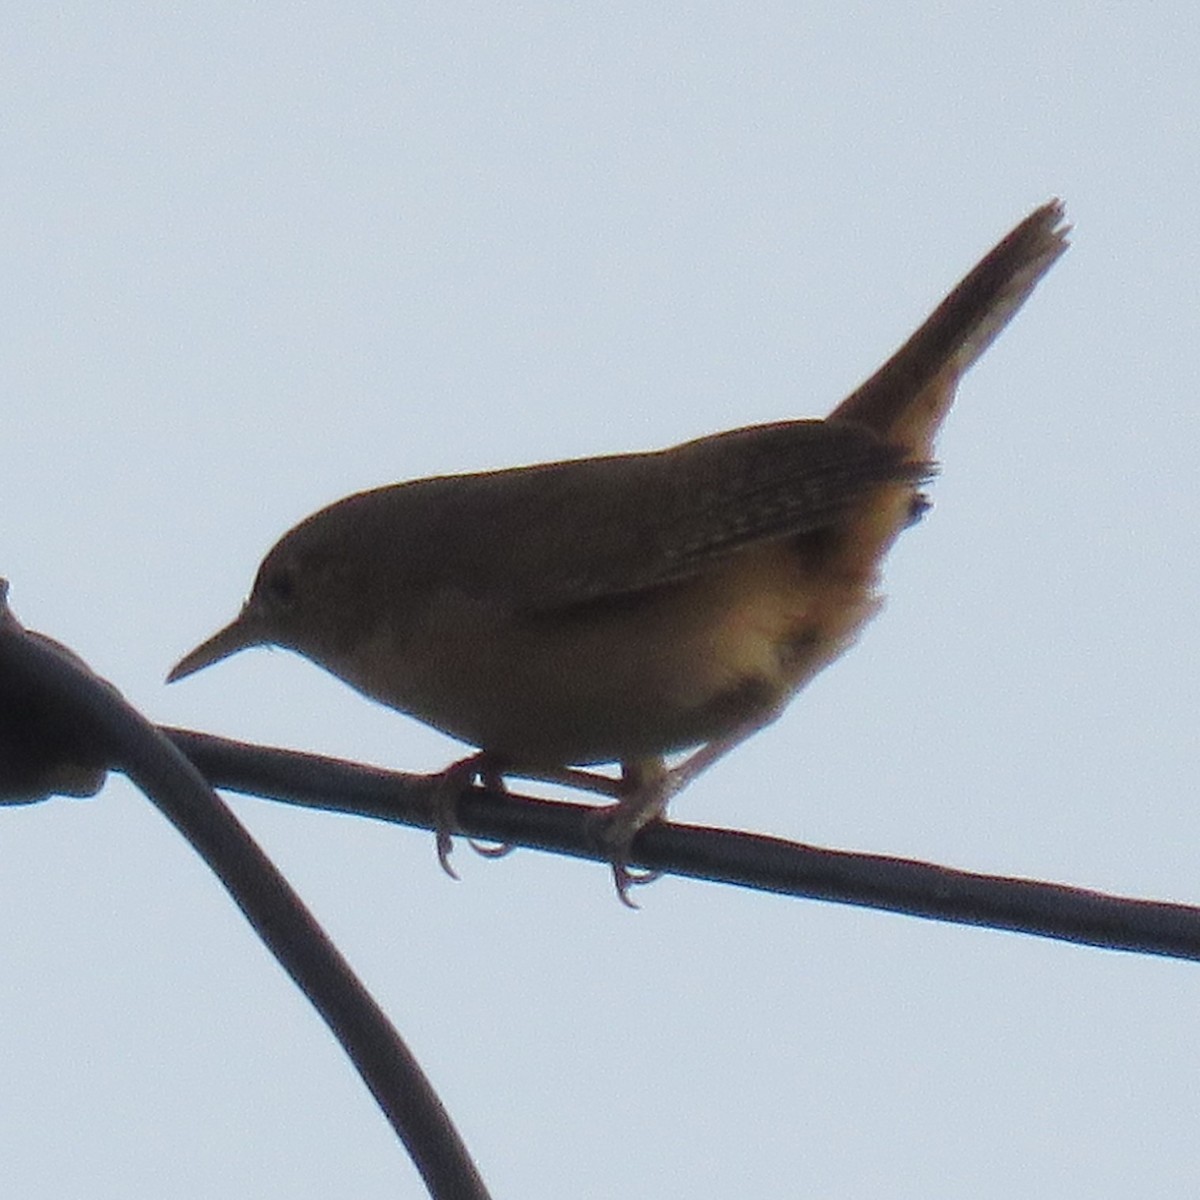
169;201;1069;903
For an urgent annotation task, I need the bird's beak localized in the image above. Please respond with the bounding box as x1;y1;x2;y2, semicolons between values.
166;608;267;683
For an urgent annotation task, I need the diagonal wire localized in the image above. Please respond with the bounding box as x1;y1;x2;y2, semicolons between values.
0;587;491;1200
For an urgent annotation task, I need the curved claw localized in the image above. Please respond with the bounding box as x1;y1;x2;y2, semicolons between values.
586;795;666;908
611;861;662;909
464;758;515;860
428;752;494;879
468;837;515;859
428;752;519;875
436;826;461;880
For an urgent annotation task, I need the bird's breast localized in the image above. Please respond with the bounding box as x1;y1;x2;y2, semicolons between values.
305;530;890;768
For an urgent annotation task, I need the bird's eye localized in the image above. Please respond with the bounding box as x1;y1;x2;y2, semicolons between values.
261;565;298;610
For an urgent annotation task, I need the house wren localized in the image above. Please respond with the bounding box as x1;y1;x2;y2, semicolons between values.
169;202;1068;900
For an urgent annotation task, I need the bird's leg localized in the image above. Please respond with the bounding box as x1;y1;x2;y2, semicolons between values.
435;720;768;904
592;717;776;906
597;758;673;906
428;756;626;877
658;724;766;794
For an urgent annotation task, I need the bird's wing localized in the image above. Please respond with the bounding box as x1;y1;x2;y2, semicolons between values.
351;203;1067;615
418;419;925;612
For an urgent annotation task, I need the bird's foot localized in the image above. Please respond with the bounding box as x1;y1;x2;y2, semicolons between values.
586;760;678;908
428;752;515;878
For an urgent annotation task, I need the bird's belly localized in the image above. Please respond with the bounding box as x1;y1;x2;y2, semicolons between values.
323;540;882;767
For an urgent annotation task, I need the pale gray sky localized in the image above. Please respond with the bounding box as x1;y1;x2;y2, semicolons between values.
4;4;1200;1197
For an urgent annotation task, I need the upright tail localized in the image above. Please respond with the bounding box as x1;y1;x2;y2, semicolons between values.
828;201;1069;453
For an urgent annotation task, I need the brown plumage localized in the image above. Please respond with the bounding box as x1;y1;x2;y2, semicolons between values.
170;201;1069;901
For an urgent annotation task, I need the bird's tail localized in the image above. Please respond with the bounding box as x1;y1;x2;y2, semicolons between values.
829;201;1069;451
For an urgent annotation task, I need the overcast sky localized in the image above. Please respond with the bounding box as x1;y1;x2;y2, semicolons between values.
5;4;1200;1197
